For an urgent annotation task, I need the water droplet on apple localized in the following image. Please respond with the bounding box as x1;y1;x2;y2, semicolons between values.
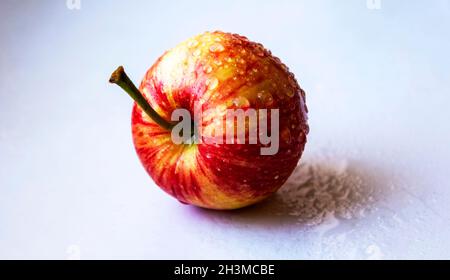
232;96;250;107
287;102;296;111
254;44;266;57
273;56;282;64
280;63;289;72
204;65;213;73
266;94;274;105
205;153;212;159
209;43;225;53
206;77;219;90
286;89;295;97
187;39;199;47
274;175;279;180
257;91;273;105
281;128;292;143
193;49;201;57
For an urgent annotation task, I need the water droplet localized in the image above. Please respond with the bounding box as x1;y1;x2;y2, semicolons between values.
254;44;265;57
206;77;219;90
193;49;201;57
286;89;295;97
281;128;292;143
232;96;250;107
257;92;273;105
204;65;213;73
287;75;296;87
287;102;296;111
205;153;212;159
209;43;225;53
214;59;222;66
252;68;258;73
274;175;279;180
187;39;199;47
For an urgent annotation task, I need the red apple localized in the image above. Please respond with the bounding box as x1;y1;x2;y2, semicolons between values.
110;31;308;210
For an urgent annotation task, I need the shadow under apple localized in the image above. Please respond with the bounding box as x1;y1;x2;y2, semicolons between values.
186;155;393;230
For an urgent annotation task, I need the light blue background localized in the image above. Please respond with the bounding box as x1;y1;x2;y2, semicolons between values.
1;0;450;259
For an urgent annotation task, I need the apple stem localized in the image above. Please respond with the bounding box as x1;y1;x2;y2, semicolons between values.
109;66;175;130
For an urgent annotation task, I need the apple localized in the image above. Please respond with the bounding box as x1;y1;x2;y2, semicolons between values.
110;31;308;210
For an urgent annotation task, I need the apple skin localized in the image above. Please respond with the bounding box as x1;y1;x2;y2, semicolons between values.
131;31;308;210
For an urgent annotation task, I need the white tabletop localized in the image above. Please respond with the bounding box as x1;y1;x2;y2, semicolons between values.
1;0;449;259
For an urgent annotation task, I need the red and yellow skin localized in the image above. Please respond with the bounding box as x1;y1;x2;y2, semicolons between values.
131;31;308;210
